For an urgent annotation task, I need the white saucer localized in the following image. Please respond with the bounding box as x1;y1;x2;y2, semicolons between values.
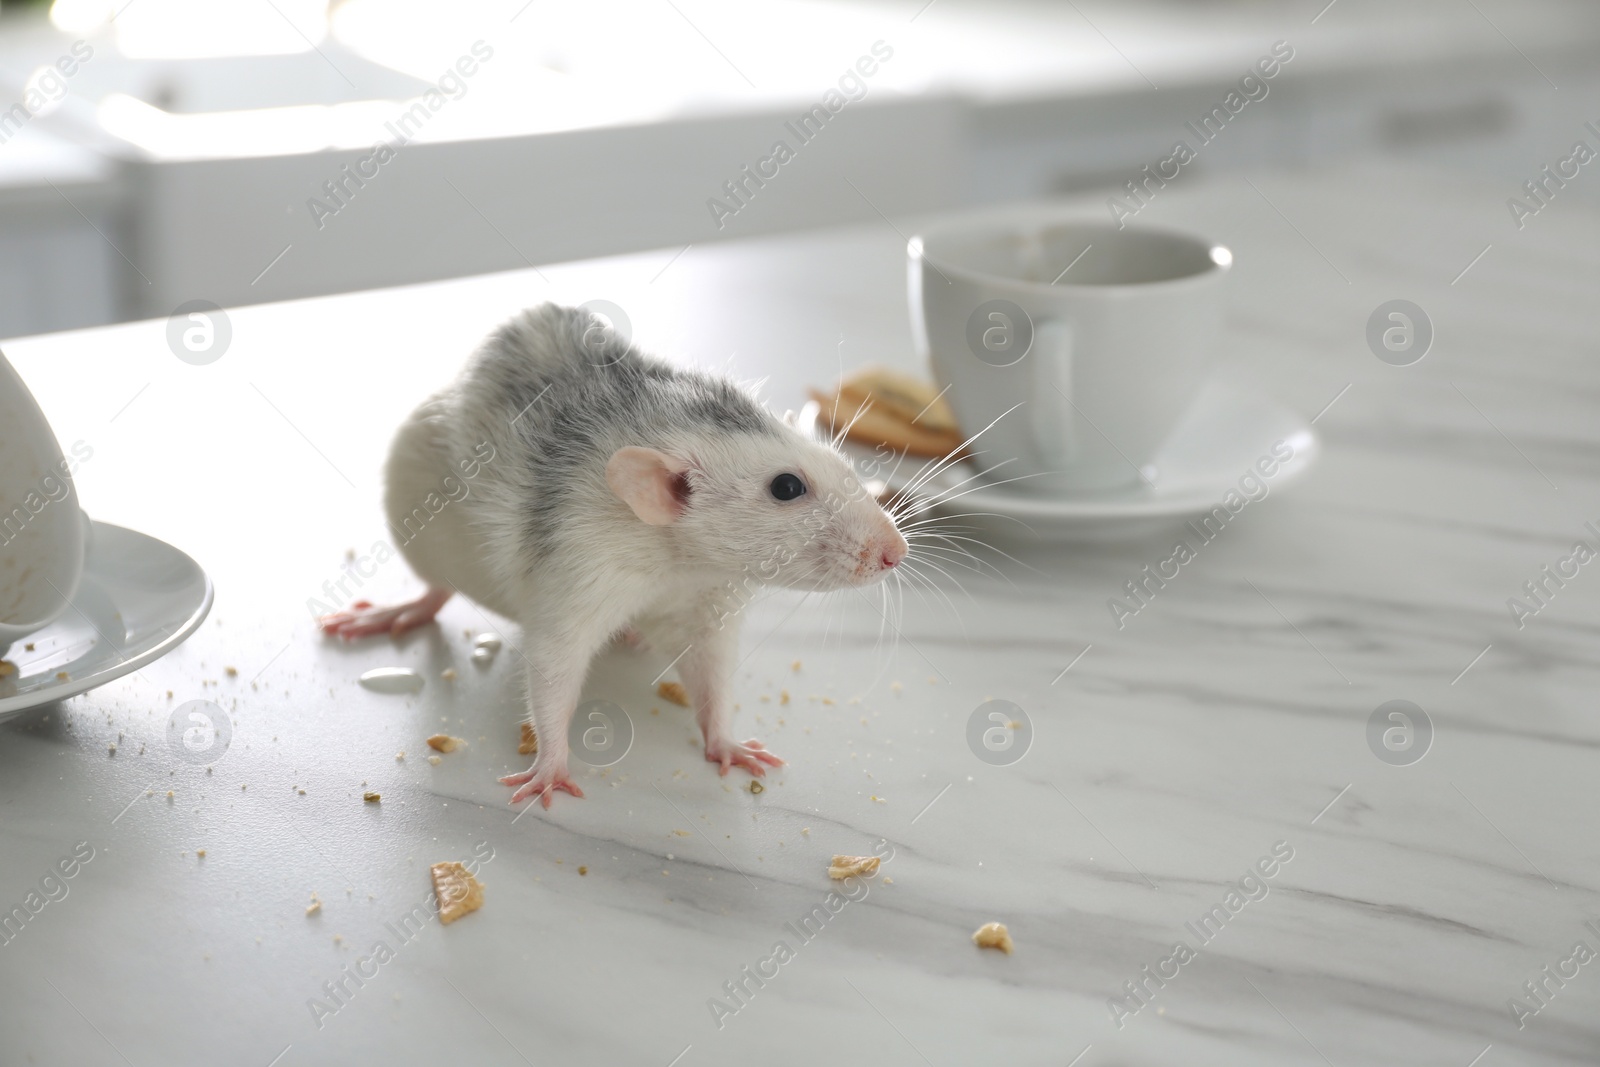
802;378;1318;541
0;521;213;719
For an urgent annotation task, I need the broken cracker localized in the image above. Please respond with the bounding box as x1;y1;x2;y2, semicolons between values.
430;861;484;925
427;734;465;753
828;854;881;880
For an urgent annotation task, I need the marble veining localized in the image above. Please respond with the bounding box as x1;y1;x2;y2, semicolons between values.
0;166;1598;1065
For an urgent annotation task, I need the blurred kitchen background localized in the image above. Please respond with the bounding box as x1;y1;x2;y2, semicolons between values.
1;0;1597;338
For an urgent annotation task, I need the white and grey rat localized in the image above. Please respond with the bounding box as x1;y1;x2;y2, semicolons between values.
321;303;908;807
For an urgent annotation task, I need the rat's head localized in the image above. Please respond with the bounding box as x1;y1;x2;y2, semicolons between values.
605;423;906;591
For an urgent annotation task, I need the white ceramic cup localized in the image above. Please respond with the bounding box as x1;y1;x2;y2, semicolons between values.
908;216;1232;495
0;352;86;657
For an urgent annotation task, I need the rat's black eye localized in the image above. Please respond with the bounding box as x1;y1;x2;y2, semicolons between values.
769;473;807;501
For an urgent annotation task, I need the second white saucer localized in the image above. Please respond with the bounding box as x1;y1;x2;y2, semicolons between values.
805;378;1318;541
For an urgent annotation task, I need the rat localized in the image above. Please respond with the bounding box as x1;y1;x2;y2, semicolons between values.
320;303;908;807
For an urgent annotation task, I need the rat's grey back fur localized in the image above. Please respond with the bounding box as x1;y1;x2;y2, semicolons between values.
384;303;782;612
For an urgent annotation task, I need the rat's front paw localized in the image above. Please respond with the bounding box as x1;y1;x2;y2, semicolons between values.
704;737;785;778
499;761;585;808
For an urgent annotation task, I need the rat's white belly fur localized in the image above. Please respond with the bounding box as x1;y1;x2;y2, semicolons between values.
383;395;520;619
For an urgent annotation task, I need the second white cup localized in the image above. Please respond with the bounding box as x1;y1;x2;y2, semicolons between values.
908;215;1232;495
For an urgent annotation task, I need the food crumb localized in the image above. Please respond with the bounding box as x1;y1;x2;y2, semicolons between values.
196;849;206;858
427;734;466;753
672;829;691;836
24;642;34;652
0;661;16;678
749;781;764;794
578;866;588;876
779;690;790;705
800;827;810;836
363;792;381;803
882;877;893;885
56;671;70;681
440;668;457;681
306;899;321;917
791;659;802;671
427;755;441;766
828;855;880;880
870;795;885;804
225;666;238;677
891;681;902;692
972;922;1014;954
431;861;485;924
108;743;116;754
395;752;405;761
656;680;690;707
166;790;174;799
518;722;538;755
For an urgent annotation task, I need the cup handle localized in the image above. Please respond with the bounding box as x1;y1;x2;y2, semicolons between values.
1029;318;1073;466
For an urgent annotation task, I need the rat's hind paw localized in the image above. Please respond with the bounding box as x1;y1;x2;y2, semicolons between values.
704;737;785;778
500;763;585;809
318;588;452;640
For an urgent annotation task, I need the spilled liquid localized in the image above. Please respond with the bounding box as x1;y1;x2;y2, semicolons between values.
472;632;501;665
358;667;424;694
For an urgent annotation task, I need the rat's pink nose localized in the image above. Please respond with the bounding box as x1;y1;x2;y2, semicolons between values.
878;531;908;570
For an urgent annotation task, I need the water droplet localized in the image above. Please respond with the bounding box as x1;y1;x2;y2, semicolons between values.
358;668;424;694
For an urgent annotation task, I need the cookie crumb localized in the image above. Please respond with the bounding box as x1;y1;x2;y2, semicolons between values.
972;922;1013;954
828;855;880;880
431;862;484;924
427;734;465;753
656;680;690;707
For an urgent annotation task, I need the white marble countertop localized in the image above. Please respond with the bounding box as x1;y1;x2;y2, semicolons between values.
2;164;1598;1065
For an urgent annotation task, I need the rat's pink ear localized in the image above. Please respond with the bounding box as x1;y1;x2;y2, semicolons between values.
606;447;690;525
